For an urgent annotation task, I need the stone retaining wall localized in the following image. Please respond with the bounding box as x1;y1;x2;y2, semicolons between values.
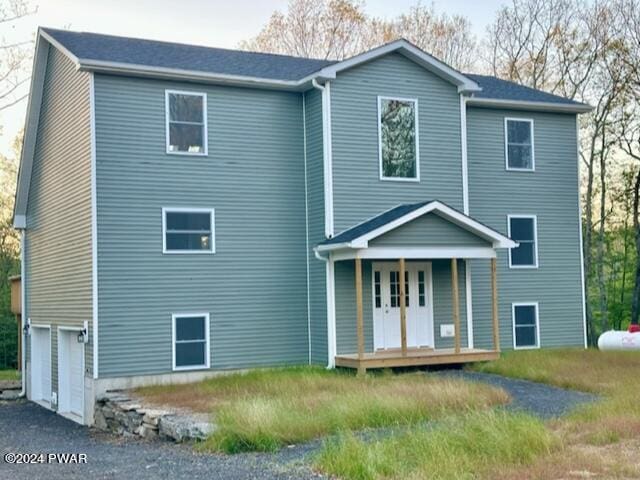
94;391;214;442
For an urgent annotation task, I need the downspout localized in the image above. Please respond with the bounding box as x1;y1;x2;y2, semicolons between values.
314;248;336;369
18;229;27;397
311;78;334;238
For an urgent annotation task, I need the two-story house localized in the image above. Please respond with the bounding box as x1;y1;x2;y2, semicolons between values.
13;28;591;425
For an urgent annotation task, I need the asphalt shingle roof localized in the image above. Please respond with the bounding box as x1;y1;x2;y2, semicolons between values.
320;201;432;245
465;73;586;106
42;28;585;106
43;28;335;81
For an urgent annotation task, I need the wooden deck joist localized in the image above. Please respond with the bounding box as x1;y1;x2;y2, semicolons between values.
335;348;499;370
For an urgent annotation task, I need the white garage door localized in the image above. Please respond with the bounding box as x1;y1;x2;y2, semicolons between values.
30;326;51;406
58;329;84;422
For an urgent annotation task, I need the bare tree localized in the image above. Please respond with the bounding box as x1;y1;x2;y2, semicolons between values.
240;0;478;69
384;3;477;71
239;0;369;60
0;0;35;112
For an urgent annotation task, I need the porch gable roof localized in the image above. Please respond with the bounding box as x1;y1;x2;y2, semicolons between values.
317;200;517;252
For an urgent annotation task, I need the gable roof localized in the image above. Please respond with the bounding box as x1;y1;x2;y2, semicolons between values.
317;200;517;251
38;28;591;111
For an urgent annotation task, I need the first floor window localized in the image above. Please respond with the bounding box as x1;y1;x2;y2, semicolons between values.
512;303;539;349
173;313;210;370
379;97;419;180
508;215;538;268
166;90;207;155
163;208;215;253
505;118;534;170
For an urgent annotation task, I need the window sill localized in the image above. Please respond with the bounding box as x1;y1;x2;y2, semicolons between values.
172;364;210;372
379;176;421;183
165;151;208;157
505;167;535;172
508;264;539;269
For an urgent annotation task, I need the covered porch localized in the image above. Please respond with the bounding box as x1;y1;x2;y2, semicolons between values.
316;201;516;375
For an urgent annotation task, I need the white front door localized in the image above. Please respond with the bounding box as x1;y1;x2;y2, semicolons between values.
372;262;434;350
30;326;51;406
58;329;84;422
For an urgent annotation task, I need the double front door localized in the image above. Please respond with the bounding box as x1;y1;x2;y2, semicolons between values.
372;262;434;350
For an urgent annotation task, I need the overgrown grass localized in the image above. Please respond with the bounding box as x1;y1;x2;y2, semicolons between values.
0;369;18;381
315;410;558;480
472;349;640;445
137;366;509;453
466;348;640;478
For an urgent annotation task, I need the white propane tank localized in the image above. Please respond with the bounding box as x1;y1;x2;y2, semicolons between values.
598;330;640;351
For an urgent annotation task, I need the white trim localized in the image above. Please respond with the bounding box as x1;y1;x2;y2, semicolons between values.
165;89;208;156
460;95;469;214
317;40;481;94
467;96;593;113
162;207;216;254
326;255;336;367
331;246;497;261
19;232;26;396
512;302;541;350
30;324;52;409
39;29;81;66
303;93;312;364
89;73;99;379
56;326;86;424
171;313;211;371
317;201;516;252
576;116;588;348
507;214;539;268
504;117;535;172
13;34;50;225
465;259;474;349
378;96;420;182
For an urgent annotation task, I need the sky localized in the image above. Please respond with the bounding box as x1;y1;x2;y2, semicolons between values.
0;0;507;157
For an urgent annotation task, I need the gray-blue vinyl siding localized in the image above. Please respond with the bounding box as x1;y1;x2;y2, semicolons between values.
370;212;490;247
304;89;328;365
94;74;309;376
25;47;93;392
467;107;584;349
330;52;464;233
335;259;468;354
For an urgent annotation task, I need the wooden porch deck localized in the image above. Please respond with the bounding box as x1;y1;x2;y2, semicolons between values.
335;347;499;371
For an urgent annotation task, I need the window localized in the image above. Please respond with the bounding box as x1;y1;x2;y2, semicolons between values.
162;208;215;254
508;215;538;268
374;271;381;308
172;313;210;370
418;271;426;307
505;118;534;170
378;97;419;181
512;303;539;349
166;90;207;155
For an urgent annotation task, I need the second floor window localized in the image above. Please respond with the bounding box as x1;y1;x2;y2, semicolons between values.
166;90;207;155
505;118;534;170
508;215;538;268
379;97;419;181
162;208;215;253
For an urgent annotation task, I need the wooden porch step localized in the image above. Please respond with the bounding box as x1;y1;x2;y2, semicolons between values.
335;348;499;370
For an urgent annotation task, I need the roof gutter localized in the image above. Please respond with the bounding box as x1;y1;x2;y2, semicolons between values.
467;96;594;113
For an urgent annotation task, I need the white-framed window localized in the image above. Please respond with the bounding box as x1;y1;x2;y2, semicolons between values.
512;303;540;349
165;90;208;155
508;215;538;268
378;96;420;181
162;208;215;254
172;313;210;370
504;118;534;171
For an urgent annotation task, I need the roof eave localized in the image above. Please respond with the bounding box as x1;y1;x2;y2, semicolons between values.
77;59;312;91
467;96;593;113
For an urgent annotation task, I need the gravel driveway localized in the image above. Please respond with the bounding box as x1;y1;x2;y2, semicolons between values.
0;401;323;480
0;369;597;479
